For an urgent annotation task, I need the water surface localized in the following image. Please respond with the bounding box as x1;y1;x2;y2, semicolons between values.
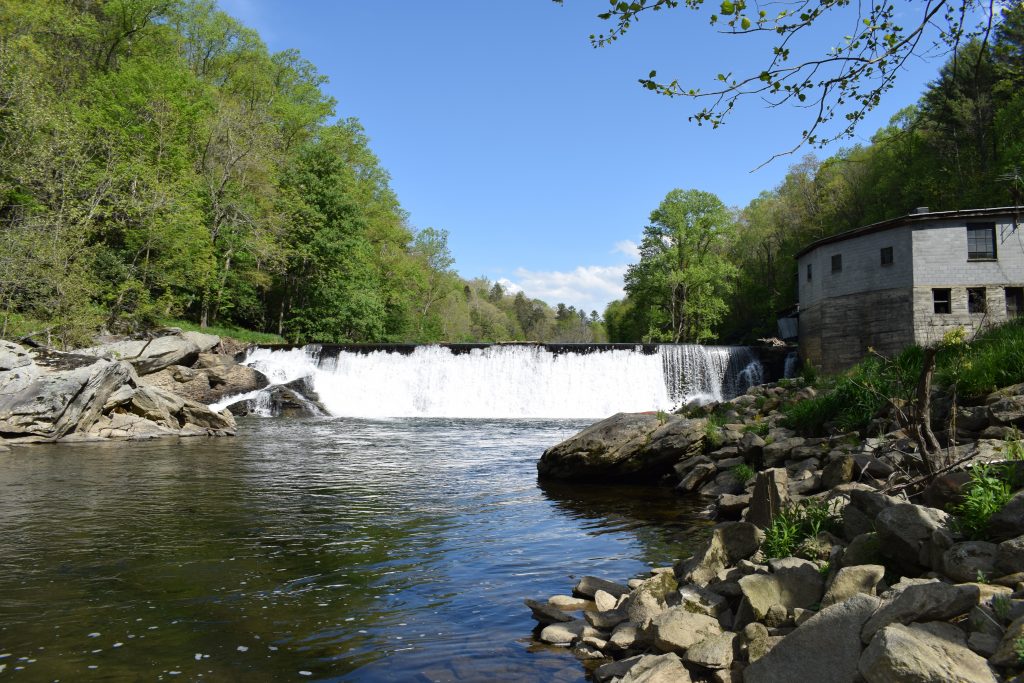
0;418;711;681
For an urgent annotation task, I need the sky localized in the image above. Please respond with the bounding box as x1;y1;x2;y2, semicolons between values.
217;0;948;314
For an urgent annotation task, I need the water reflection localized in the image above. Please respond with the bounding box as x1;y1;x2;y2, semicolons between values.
0;417;708;681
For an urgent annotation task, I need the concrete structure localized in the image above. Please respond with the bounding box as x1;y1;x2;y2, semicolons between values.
797;207;1024;374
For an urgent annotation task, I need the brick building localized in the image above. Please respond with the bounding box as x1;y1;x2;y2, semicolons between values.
796;207;1024;374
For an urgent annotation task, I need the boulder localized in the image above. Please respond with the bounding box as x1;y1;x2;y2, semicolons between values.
943;541;999;583
747;468;789;529
859;622;998;683
0;340;32;371
626;572;677;628
574;576;631;600
181;330;221;353
525;598;574;625
537;413;674;482
822;564;886;607
76;335;200;375
649;607;723;654
609;621;645;652
861;582;980;643
677;462;717;492
990;614;1024;667
996;535;1024;575
677;522;764;586
822;454;856;489
684;631;736;670
988;491;1024;542
539;619;596;645
677;583;728;619
618;652;692;683
875;503;952;574
738;558;825;620
762;437;805;468
743;593;880;683
594;655;644;683
987;394;1024;428
842;533;883;567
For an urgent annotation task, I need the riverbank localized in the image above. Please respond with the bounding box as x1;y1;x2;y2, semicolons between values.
529;374;1024;681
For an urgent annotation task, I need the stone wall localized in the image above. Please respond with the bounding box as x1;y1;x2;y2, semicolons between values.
800;288;914;374
913;284;1022;346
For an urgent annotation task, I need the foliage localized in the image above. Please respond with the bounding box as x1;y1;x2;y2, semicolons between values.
955;435;1024;538
162;319;285;345
937;317;1024;397
1015;636;1024;664
761;498;843;560
743;420;769;437
730;463;755;482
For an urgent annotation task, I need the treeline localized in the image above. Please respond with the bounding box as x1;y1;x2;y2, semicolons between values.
0;0;600;348
606;1;1024;344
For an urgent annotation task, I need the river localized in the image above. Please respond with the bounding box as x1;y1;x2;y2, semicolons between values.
0;417;712;682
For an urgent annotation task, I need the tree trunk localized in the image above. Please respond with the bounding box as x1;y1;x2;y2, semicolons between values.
913;347;943;474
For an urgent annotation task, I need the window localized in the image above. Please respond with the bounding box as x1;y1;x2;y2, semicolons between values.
968;287;987;313
806;263;812;282
880;246;893;266
831;254;842;273
967;223;997;260
1007;287;1023;317
933;288;952;314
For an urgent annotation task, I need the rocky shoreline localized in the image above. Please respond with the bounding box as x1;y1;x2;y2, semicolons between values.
529;379;1024;682
0;328;322;447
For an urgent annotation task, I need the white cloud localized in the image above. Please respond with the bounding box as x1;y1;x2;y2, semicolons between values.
495;278;523;295
612;240;641;261
504;264;628;314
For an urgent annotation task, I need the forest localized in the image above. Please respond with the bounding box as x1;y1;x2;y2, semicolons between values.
0;0;605;348
606;2;1024;344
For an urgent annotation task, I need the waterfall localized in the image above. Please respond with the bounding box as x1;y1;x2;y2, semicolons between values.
218;344;765;419
783;351;800;379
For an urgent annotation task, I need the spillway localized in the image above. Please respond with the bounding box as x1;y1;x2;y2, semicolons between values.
215;343;767;419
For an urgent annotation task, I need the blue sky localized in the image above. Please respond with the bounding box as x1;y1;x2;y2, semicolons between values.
218;0;945;313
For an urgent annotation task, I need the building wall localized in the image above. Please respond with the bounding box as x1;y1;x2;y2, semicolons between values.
912;284;1020;346
797;225;913;309
800;288;915;375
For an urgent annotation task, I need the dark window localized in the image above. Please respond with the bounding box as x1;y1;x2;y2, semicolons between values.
806;263;812;282
880;246;893;266
1007;287;1023;317
968;287;987;313
831;254;842;273
967;223;996;260
933;288;952;314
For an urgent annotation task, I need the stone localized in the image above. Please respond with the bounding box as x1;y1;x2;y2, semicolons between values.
677;522;763;586
180;330;221;353
539;619;593;645
861;582;981;643
609;621;644;652
593;655;644;683
763;437;806;468
677;462;717;492
627;572;678;628
967;632;1001;658
537;413;700;482
594;589;618;613
764;603;789;627
585;608;628;629
997;536;1024;576
747;468;789;529
859;622;999;683
742;622;772;663
743;593;880;683
76;334;201;375
822;564;886;607
699;470;746;497
717;493;751;517
619;653;692;683
822;454;856;489
525;598;574;625
990;614;1024;667
921;472;973;511
875;503;952;574
677;583;728;618
988;394;1024;428
738;558;825;620
943;541;1000;583
842;532;883;567
684;632;736;670
968;605;1006;639
989;492;1024;542
574;576;631;600
0;340;33;371
649;607;723;654
548;595;593;611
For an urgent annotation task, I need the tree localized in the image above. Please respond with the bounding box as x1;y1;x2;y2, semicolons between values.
560;0;1000;160
624;189;736;343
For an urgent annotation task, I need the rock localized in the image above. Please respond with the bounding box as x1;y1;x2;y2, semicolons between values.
548;595;593;611
842;533;883;567
699;470;746;497
763;437;805;468
997;536;1024;576
538;413;688;482
0;351;135;440
738;558;825;620
717;493;751;518
525;598;574;625
677;583;728;618
574;576;630;600
738;431;766;461
859;622;998;683
180;330;221;353
593;589;618;612
594;655;644;683
968;605;1006;639
861;582;981;643
943;542;1000;583
742;622;773;663
627;572;677;628
875;503;952;574
539;619;591;645
988;394;1024;428
619;653;692;683
743;593;880;683
609;621;645;652
991;614;1024;667
684;632;736;670
822;455;856;489
586;607;628;629
822;564;886;607
747;468;789;529
649;607;722;654
0;340;32;371
921;472;973;511
677;462;717;492
677;522;764;586
989;491;1024;542
76;335;200;375
968;632;1001;658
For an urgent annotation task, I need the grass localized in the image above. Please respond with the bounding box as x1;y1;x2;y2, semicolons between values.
731;463;756;482
163;318;286;345
954;434;1024;539
936;317;1024;397
761;498;843;559
704;412;728;449
1015;636;1024;664
744;420;770;437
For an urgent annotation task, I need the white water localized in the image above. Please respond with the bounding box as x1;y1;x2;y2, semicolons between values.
217;344;764;419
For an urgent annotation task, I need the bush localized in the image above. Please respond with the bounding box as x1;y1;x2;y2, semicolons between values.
731;463;755;482
955;435;1024;539
937;317;1024;397
761;498;843;559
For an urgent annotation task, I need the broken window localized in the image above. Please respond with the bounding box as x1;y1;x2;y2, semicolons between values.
968;287;987;313
933;288;952;314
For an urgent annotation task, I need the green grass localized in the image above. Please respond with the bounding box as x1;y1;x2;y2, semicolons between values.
162;319;286;345
936;317;1024;397
731;463;756;482
1015;636;1024;664
761;498;843;559
954;435;1024;539
744;420;770;437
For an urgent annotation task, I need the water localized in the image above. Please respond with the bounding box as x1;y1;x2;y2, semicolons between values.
220;344;764;418
0;418;712;681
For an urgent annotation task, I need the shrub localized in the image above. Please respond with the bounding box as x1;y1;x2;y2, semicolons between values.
731;463;755;482
955;462;1015;539
937;317;1024;397
761;498;843;559
744;420;770;437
